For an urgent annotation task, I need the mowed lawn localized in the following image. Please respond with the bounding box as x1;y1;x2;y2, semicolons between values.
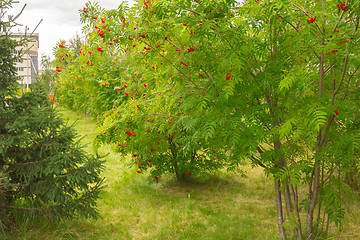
8;107;360;240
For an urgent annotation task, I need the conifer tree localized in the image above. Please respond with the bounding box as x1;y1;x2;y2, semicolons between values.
0;0;104;231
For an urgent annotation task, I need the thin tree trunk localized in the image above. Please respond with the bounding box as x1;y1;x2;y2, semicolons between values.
291;184;303;239
317;162;325;223
173;161;182;182
0;180;7;231
284;183;293;218
284;183;299;239
286;136;303;239
306;161;320;237
275;177;287;240
309;0;325;233
169;140;182;182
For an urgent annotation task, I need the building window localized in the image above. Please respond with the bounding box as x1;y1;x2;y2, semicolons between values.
16;67;24;72
11;49;23;55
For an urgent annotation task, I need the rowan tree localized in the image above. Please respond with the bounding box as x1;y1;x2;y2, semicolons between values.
53;0;360;239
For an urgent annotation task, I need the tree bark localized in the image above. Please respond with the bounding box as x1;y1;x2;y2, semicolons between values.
284;183;300;238
275;177;287;240
169;139;182;182
291;184;303;239
284;183;293;219
306;161;320;237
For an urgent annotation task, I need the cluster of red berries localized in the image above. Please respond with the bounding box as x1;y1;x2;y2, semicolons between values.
97;28;106;38
125;131;136;136
187;47;195;53
337;3;348;11
307;16;316;23
135;158;153;174
144;0;150;10
138;33;147;38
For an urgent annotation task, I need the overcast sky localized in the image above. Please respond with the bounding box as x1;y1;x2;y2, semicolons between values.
6;0;134;61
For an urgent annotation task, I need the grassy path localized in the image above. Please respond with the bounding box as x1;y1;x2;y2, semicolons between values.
51;107;279;240
11;107;360;240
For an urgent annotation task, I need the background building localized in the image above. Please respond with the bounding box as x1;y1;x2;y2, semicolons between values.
12;32;39;91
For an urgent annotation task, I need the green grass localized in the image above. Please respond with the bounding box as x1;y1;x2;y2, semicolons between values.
4;107;360;240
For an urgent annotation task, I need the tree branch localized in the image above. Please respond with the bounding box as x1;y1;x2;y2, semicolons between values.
332;56;348;104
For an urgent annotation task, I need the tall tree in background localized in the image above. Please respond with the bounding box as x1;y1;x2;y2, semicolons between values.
68;34;84;58
34;55;56;93
0;0;104;232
